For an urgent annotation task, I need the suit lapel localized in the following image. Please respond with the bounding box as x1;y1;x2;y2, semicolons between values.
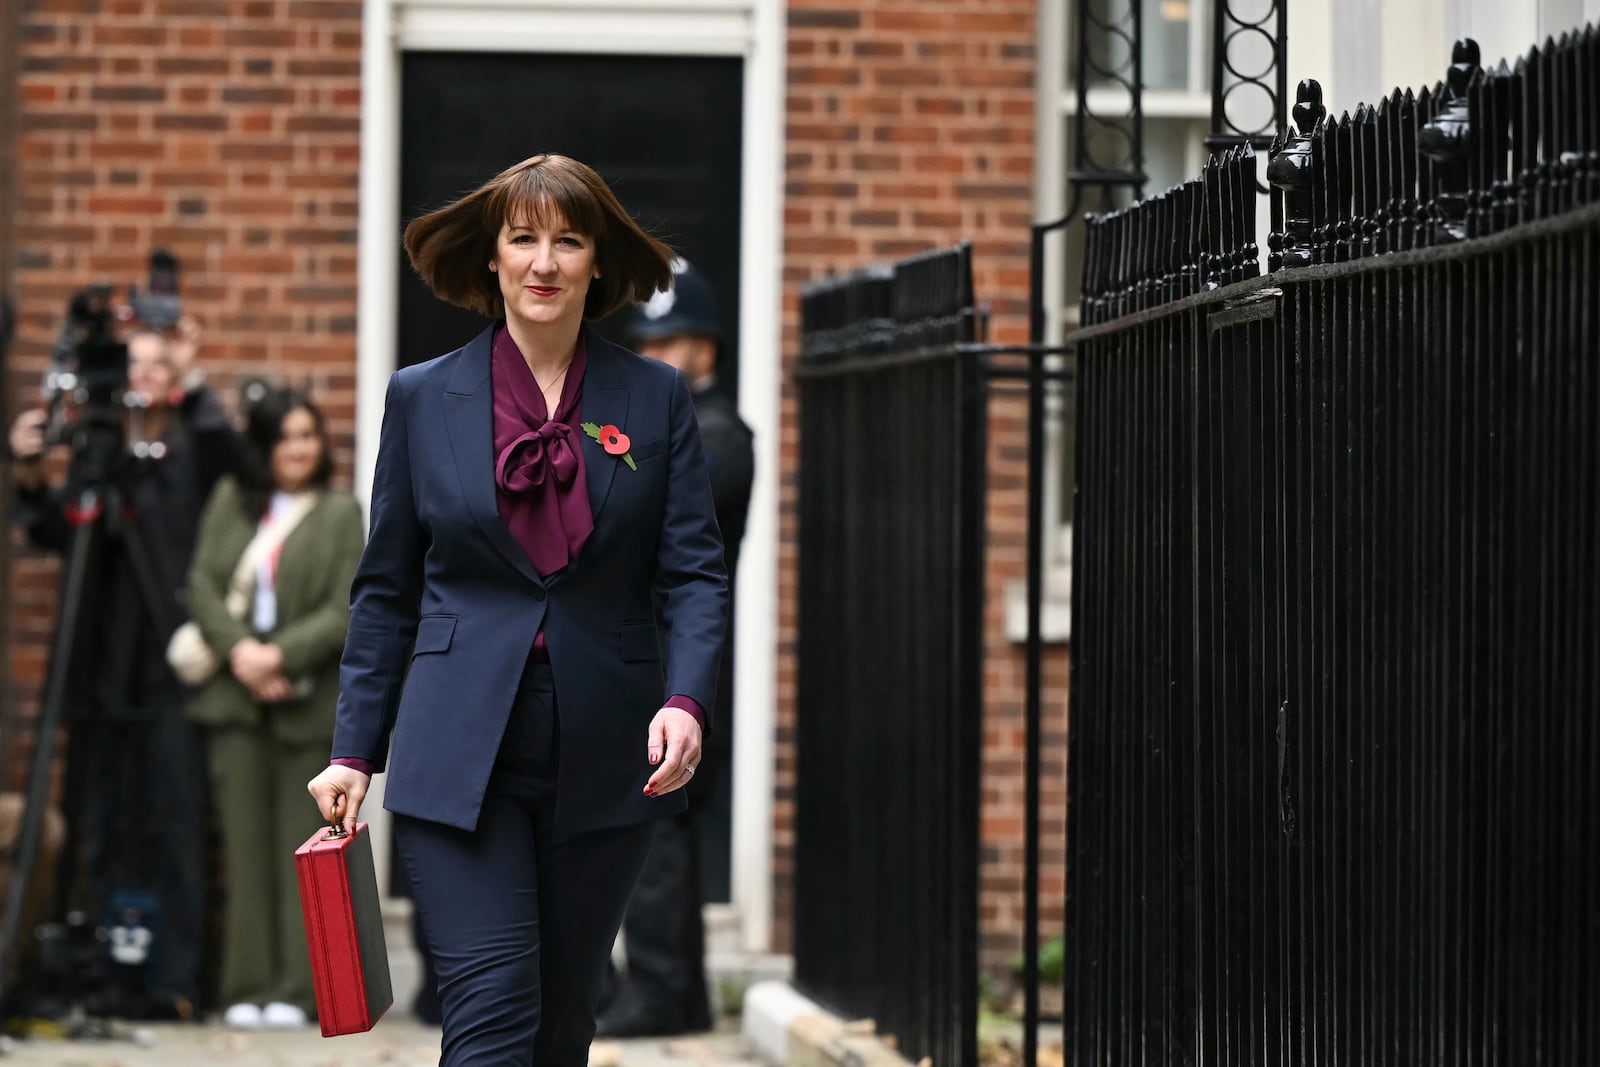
443;326;545;588
581;333;631;525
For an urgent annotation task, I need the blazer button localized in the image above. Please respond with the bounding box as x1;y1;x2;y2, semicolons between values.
532;586;547;601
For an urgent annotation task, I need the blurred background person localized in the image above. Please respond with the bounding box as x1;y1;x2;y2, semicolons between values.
182;385;363;1030
0;296;69;1012
599;259;753;1037
6;306;247;1020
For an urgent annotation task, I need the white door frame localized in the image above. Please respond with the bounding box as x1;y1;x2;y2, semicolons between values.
354;0;784;954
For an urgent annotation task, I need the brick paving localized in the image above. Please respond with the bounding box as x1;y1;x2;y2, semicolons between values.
0;1017;758;1067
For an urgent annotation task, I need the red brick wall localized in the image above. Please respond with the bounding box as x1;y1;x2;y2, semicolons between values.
779;0;1072;985
2;0;22;717
6;0;361;715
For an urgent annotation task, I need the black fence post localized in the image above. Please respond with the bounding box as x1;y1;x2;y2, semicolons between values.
793;246;983;1067
1420;38;1481;243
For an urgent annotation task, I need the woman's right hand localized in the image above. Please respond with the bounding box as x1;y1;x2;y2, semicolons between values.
307;764;370;834
229;637;284;688
9;409;49;489
9;409;46;461
245;673;295;704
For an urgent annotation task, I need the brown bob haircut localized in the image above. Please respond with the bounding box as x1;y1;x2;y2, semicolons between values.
403;154;676;321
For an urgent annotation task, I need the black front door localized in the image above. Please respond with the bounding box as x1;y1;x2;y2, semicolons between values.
397;52;745;903
397;51;744;401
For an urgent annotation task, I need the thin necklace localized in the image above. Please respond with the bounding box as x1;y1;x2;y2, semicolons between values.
535;364;569;393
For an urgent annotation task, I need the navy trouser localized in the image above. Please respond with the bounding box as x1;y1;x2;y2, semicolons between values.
395;663;655;1067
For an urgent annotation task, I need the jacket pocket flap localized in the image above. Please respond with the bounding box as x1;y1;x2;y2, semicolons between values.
413;615;457;656
632;437;666;461
619;621;660;663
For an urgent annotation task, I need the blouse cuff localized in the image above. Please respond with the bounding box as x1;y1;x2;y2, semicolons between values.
663;694;706;729
329;756;378;776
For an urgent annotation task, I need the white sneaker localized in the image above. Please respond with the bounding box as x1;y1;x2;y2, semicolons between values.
262;1002;309;1029
223;1002;263;1029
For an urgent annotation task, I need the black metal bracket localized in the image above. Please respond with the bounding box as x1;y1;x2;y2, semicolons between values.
1206;0;1289;155
1207;287;1282;331
1031;0;1149;343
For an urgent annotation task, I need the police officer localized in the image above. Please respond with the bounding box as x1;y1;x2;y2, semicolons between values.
597;260;753;1037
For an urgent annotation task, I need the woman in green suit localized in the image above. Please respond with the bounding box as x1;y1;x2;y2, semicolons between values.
185;385;364;1030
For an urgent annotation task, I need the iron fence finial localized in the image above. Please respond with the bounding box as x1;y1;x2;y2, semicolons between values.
1267;79;1325;269
1419;38;1481;243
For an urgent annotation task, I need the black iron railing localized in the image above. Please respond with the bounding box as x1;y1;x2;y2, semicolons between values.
1063;28;1600;1066
789;20;1595;1067
792;246;985;1067
1083;32;1600;322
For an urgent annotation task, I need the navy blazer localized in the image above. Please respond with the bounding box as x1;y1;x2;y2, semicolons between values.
333;325;729;839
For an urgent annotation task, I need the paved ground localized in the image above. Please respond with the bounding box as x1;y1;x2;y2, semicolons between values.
0;1016;758;1067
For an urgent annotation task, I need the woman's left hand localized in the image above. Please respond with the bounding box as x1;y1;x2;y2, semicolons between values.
643;707;703;797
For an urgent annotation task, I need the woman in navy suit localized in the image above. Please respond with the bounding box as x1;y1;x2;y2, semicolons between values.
307;154;728;1066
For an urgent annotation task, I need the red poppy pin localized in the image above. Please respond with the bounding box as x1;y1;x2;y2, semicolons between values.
581;422;637;471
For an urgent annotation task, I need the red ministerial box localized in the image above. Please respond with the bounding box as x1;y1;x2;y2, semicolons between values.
294;820;394;1037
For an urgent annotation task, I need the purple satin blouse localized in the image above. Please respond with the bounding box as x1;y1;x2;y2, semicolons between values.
492;325;593;577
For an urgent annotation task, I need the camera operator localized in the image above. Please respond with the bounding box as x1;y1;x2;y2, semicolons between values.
6;311;247;1020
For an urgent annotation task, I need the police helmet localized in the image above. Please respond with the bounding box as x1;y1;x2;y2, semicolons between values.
626;258;723;344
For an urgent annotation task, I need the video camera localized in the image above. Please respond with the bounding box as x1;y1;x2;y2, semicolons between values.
40;251;183;474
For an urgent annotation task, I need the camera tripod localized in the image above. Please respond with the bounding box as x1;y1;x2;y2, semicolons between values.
0;420;179;1033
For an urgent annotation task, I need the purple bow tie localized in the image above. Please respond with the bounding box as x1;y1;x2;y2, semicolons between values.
496;422;580;496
